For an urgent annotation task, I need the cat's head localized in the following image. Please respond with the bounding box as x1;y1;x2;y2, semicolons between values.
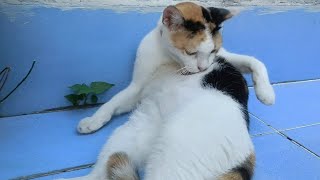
161;2;233;74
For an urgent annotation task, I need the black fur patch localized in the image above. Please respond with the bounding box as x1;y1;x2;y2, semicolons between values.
201;7;222;34
208;7;230;25
231;155;255;180
202;57;249;127
233;166;251;180
183;20;205;34
201;6;211;22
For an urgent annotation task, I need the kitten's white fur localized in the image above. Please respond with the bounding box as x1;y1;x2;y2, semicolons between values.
61;15;275;180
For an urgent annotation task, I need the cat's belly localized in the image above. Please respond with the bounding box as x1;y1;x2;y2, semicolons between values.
136;63;253;179
139;81;253;179
136;66;253;179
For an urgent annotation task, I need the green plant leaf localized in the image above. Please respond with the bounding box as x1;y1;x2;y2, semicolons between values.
70;84;93;95
90;81;114;94
65;94;81;106
69;84;82;92
78;94;86;100
91;94;98;103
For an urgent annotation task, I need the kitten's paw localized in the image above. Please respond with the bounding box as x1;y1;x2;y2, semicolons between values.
77;116;105;134
255;83;275;105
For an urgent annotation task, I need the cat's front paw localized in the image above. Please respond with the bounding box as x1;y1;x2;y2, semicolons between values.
77;116;105;134
255;83;275;105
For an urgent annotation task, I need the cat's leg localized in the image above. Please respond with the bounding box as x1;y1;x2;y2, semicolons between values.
218;48;275;105
61;102;161;180
78;82;142;134
77;28;166;134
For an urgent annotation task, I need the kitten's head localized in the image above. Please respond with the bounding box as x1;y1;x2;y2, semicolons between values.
161;2;233;74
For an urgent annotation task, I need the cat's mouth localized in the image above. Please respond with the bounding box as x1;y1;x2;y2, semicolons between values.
181;71;194;76
180;62;215;76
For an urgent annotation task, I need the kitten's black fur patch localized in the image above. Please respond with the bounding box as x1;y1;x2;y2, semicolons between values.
183;20;205;34
202;57;249;127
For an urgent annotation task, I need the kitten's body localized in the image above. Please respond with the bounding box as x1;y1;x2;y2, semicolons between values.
61;2;275;180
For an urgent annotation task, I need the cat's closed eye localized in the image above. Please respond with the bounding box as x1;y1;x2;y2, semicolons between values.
185;50;197;56
210;49;217;54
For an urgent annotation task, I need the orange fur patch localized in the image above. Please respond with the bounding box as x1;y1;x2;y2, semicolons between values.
107;152;138;180
176;2;205;24
171;30;205;52
212;31;222;51
169;2;223;53
170;2;207;52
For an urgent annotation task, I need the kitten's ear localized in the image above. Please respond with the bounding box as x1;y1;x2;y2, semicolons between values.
162;6;184;31
207;7;233;25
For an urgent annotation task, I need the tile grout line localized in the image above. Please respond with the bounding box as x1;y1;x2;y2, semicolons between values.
10;163;94;180
0;103;104;119
270;77;320;86
251;132;275;137
250;113;320;159
2;78;320;119
279;122;320;132
250;122;320;137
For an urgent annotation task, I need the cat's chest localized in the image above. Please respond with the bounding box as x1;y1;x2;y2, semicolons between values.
141;63;197;95
140;64;206;117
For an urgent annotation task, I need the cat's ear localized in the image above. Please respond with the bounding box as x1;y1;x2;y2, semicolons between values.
162;6;184;31
206;7;233;25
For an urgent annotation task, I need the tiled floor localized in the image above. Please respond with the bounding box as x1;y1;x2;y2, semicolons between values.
1;80;320;180
1;6;320;180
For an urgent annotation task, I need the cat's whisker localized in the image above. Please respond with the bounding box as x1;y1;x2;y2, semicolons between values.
176;66;193;75
181;69;188;75
176;66;187;73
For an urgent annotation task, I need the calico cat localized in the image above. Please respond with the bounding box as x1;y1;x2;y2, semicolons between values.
61;2;275;180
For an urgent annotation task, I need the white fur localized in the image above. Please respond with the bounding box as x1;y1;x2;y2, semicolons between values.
63;15;275;180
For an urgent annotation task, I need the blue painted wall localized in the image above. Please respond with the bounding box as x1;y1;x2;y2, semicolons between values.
0;8;160;116
1;8;320;116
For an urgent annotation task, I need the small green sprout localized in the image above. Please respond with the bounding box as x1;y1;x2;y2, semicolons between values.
65;81;114;106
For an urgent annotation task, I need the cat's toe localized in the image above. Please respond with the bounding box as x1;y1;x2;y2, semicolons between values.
77;117;103;134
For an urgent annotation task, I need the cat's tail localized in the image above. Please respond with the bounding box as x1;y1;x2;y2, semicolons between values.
106;152;139;180
218;153;255;180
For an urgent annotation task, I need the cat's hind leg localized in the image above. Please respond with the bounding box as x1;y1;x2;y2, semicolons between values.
218;153;255;180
